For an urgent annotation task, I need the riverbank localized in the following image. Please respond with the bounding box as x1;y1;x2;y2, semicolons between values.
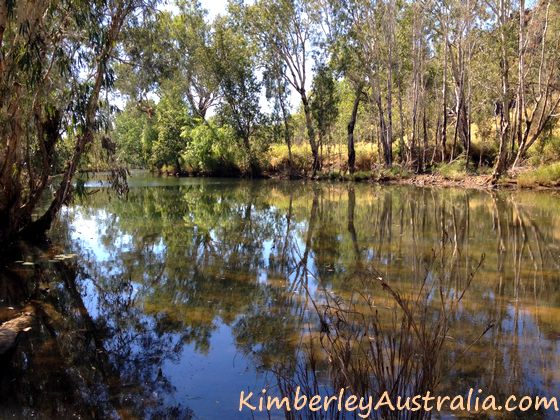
280;159;560;190
245;164;560;191
316;172;560;191
152;143;560;190
87;159;560;191
147;167;560;191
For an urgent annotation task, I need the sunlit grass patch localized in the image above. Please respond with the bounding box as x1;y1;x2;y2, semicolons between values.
266;142;379;175
434;158;467;181
517;162;560;187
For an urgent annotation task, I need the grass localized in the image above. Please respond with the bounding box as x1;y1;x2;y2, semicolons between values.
433;158;468;181
374;165;412;181
266;143;417;184
517;162;560;187
272;240;489;419
267;142;378;175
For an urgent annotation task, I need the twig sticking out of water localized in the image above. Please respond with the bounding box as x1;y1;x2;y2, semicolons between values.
274;239;492;420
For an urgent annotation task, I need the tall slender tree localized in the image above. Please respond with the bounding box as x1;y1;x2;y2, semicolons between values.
249;0;323;174
213;13;263;177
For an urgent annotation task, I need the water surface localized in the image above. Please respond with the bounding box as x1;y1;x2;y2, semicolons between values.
2;174;560;418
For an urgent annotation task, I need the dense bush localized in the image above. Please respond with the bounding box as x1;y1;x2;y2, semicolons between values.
181;122;242;176
113;103;157;167
149;89;190;172
528;133;560;166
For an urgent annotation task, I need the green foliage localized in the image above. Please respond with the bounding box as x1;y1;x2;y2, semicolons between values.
517;163;560;187
113;102;157;167
52;136;78;174
351;171;373;181
171;1;220;118
181;121;241;175
529;134;560;165
150;88;191;171
117;2;219;118
541;135;560;163
373;165;411;181
310;65;340;144
213;12;263;175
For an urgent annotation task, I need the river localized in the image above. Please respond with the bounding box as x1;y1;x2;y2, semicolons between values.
1;173;560;418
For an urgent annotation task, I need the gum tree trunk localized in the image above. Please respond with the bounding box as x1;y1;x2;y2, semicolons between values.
347;84;362;174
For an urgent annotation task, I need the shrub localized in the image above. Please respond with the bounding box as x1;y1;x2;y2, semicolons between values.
355;143;376;171
150;89;190;171
468;141;497;167
351;170;372;181
540;135;560;164
181;122;242;176
267;143;312;176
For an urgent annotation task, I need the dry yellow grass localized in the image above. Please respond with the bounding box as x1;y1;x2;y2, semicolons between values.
266;142;379;173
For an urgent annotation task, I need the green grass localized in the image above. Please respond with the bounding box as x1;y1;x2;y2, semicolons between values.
351;170;373;181
517;163;560;187
434;158;467;181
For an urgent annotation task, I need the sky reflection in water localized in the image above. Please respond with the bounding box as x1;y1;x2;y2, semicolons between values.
50;175;560;418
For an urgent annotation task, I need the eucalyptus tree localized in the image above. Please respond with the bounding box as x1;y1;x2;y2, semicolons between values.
212;12;263;177
310;64;340;160
0;0;154;245
428;0;451;163
511;0;560;167
114;101;158;166
489;0;516;183
150;85;191;171
337;0;396;168
364;0;396;168
117;1;219;120
319;0;368;173
262;48;294;168
173;0;220;120
248;0;323;174
443;0;480;168
114;9;173;107
479;0;560;181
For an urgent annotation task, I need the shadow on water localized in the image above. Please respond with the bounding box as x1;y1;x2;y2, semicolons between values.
0;242;192;419
0;175;559;418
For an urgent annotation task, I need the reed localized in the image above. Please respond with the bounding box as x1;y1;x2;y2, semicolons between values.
272;239;490;419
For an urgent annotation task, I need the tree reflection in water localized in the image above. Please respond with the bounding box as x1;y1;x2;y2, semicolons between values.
1;176;559;418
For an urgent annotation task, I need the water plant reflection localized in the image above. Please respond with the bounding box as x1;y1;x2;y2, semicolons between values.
0;176;558;418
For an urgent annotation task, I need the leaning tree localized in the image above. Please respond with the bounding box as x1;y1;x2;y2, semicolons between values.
0;0;153;246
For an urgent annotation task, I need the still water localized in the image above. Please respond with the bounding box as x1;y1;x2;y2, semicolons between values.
1;174;560;418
